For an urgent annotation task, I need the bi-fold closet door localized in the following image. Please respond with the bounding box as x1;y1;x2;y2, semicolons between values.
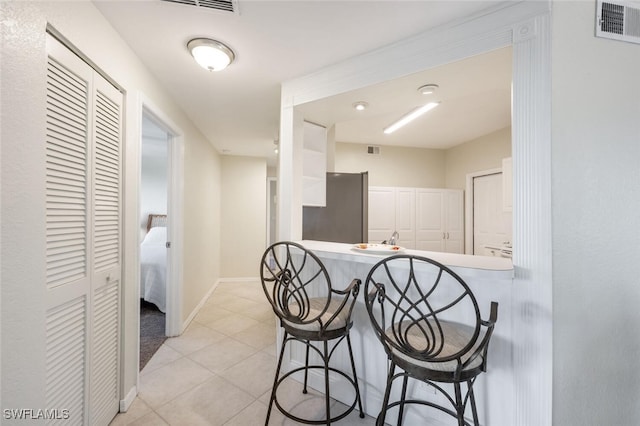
44;33;122;426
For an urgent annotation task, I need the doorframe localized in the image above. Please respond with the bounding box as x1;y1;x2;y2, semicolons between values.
464;167;502;255
137;95;184;341
266;177;278;246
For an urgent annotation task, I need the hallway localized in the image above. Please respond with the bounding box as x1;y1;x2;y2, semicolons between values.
110;281;374;425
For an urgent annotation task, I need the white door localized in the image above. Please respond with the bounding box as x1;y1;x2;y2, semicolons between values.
368;187;395;243
444;190;464;253
415;189;445;252
45;34;122;426
415;189;464;253
473;173;511;255
395;188;416;249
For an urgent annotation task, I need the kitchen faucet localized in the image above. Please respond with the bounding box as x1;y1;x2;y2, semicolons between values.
388;231;399;246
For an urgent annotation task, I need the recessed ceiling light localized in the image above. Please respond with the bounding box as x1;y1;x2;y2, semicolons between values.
353;101;369;111
187;38;235;72
417;84;439;95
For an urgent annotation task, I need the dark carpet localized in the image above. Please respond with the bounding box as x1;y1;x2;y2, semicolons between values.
140;300;167;371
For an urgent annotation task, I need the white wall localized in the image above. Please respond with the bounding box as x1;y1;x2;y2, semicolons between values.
335;142;446;187
0;0;222;409
221;156;267;278
335;127;510;189
551;2;640;424
445;127;511;189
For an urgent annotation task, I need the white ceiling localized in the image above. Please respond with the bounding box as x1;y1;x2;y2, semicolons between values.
297;46;512;150
94;0;510;164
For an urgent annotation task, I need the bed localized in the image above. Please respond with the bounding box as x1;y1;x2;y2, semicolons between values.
140;214;167;313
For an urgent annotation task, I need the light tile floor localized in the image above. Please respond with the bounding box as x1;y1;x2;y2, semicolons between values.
110;281;376;425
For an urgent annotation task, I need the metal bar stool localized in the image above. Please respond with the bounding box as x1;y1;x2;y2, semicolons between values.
260;241;365;425
364;254;498;426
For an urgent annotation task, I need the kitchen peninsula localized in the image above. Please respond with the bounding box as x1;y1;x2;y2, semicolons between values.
285;240;515;425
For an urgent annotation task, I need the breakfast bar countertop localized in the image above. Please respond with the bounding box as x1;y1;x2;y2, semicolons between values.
298;240;514;281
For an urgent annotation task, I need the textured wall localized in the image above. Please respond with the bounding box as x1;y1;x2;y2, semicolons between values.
552;2;640;424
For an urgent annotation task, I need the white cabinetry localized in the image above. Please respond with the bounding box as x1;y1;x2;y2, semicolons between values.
395;188;416;248
369;187;462;253
368;187;415;248
368;187;396;244
302;121;327;206
415;189;464;253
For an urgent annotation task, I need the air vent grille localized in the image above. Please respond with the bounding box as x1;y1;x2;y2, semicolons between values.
596;1;640;44
367;146;381;155
160;0;235;13
601;2;625;34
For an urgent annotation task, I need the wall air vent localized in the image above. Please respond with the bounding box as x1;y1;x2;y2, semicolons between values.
160;0;237;13
367;146;381;155
596;0;640;44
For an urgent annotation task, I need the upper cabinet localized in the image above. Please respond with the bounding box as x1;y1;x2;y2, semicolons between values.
302;121;327;206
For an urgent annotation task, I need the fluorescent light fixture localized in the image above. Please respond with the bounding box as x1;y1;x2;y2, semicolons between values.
383;102;440;134
187;38;235;72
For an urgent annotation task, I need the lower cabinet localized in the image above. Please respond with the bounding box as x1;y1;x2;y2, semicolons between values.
369;187;463;253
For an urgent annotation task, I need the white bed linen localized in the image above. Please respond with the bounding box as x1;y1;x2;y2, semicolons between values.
140;227;167;313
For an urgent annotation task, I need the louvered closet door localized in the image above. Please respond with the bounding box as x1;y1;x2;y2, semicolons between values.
90;67;122;426
45;34;122;426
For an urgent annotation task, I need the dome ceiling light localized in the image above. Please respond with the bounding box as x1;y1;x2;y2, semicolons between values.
353;101;369;111
187;38;235;72
417;84;439;95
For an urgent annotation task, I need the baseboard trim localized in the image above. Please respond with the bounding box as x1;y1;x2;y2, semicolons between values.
181;280;220;332
180;277;260;332
120;385;137;412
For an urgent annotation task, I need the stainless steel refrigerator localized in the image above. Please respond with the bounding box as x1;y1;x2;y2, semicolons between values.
302;172;368;244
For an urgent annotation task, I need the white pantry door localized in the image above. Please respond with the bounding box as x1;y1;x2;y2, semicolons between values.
45;34;122;426
473;172;511;254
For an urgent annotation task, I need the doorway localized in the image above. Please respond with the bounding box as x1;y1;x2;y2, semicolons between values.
465;168;512;255
139;113;170;369
266;177;277;246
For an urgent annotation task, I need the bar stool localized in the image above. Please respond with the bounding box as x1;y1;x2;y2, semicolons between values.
364;254;498;426
260;241;365;425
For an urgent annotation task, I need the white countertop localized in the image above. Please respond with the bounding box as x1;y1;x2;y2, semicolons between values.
299;240;514;280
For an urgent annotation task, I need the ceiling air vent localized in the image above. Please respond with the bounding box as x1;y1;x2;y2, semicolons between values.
596;0;640;44
367;146;381;155
160;0;236;13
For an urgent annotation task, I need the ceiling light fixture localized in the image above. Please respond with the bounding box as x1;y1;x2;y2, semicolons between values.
353;101;369;111
417;84;439;95
383;102;440;134
187;38;235;72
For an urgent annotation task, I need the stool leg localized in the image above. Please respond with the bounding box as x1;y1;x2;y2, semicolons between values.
396;374;409;426
377;362;396;426
303;341;310;394
346;334;365;418
266;331;289;426
454;382;464;426
323;340;331;426
468;380;479;426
